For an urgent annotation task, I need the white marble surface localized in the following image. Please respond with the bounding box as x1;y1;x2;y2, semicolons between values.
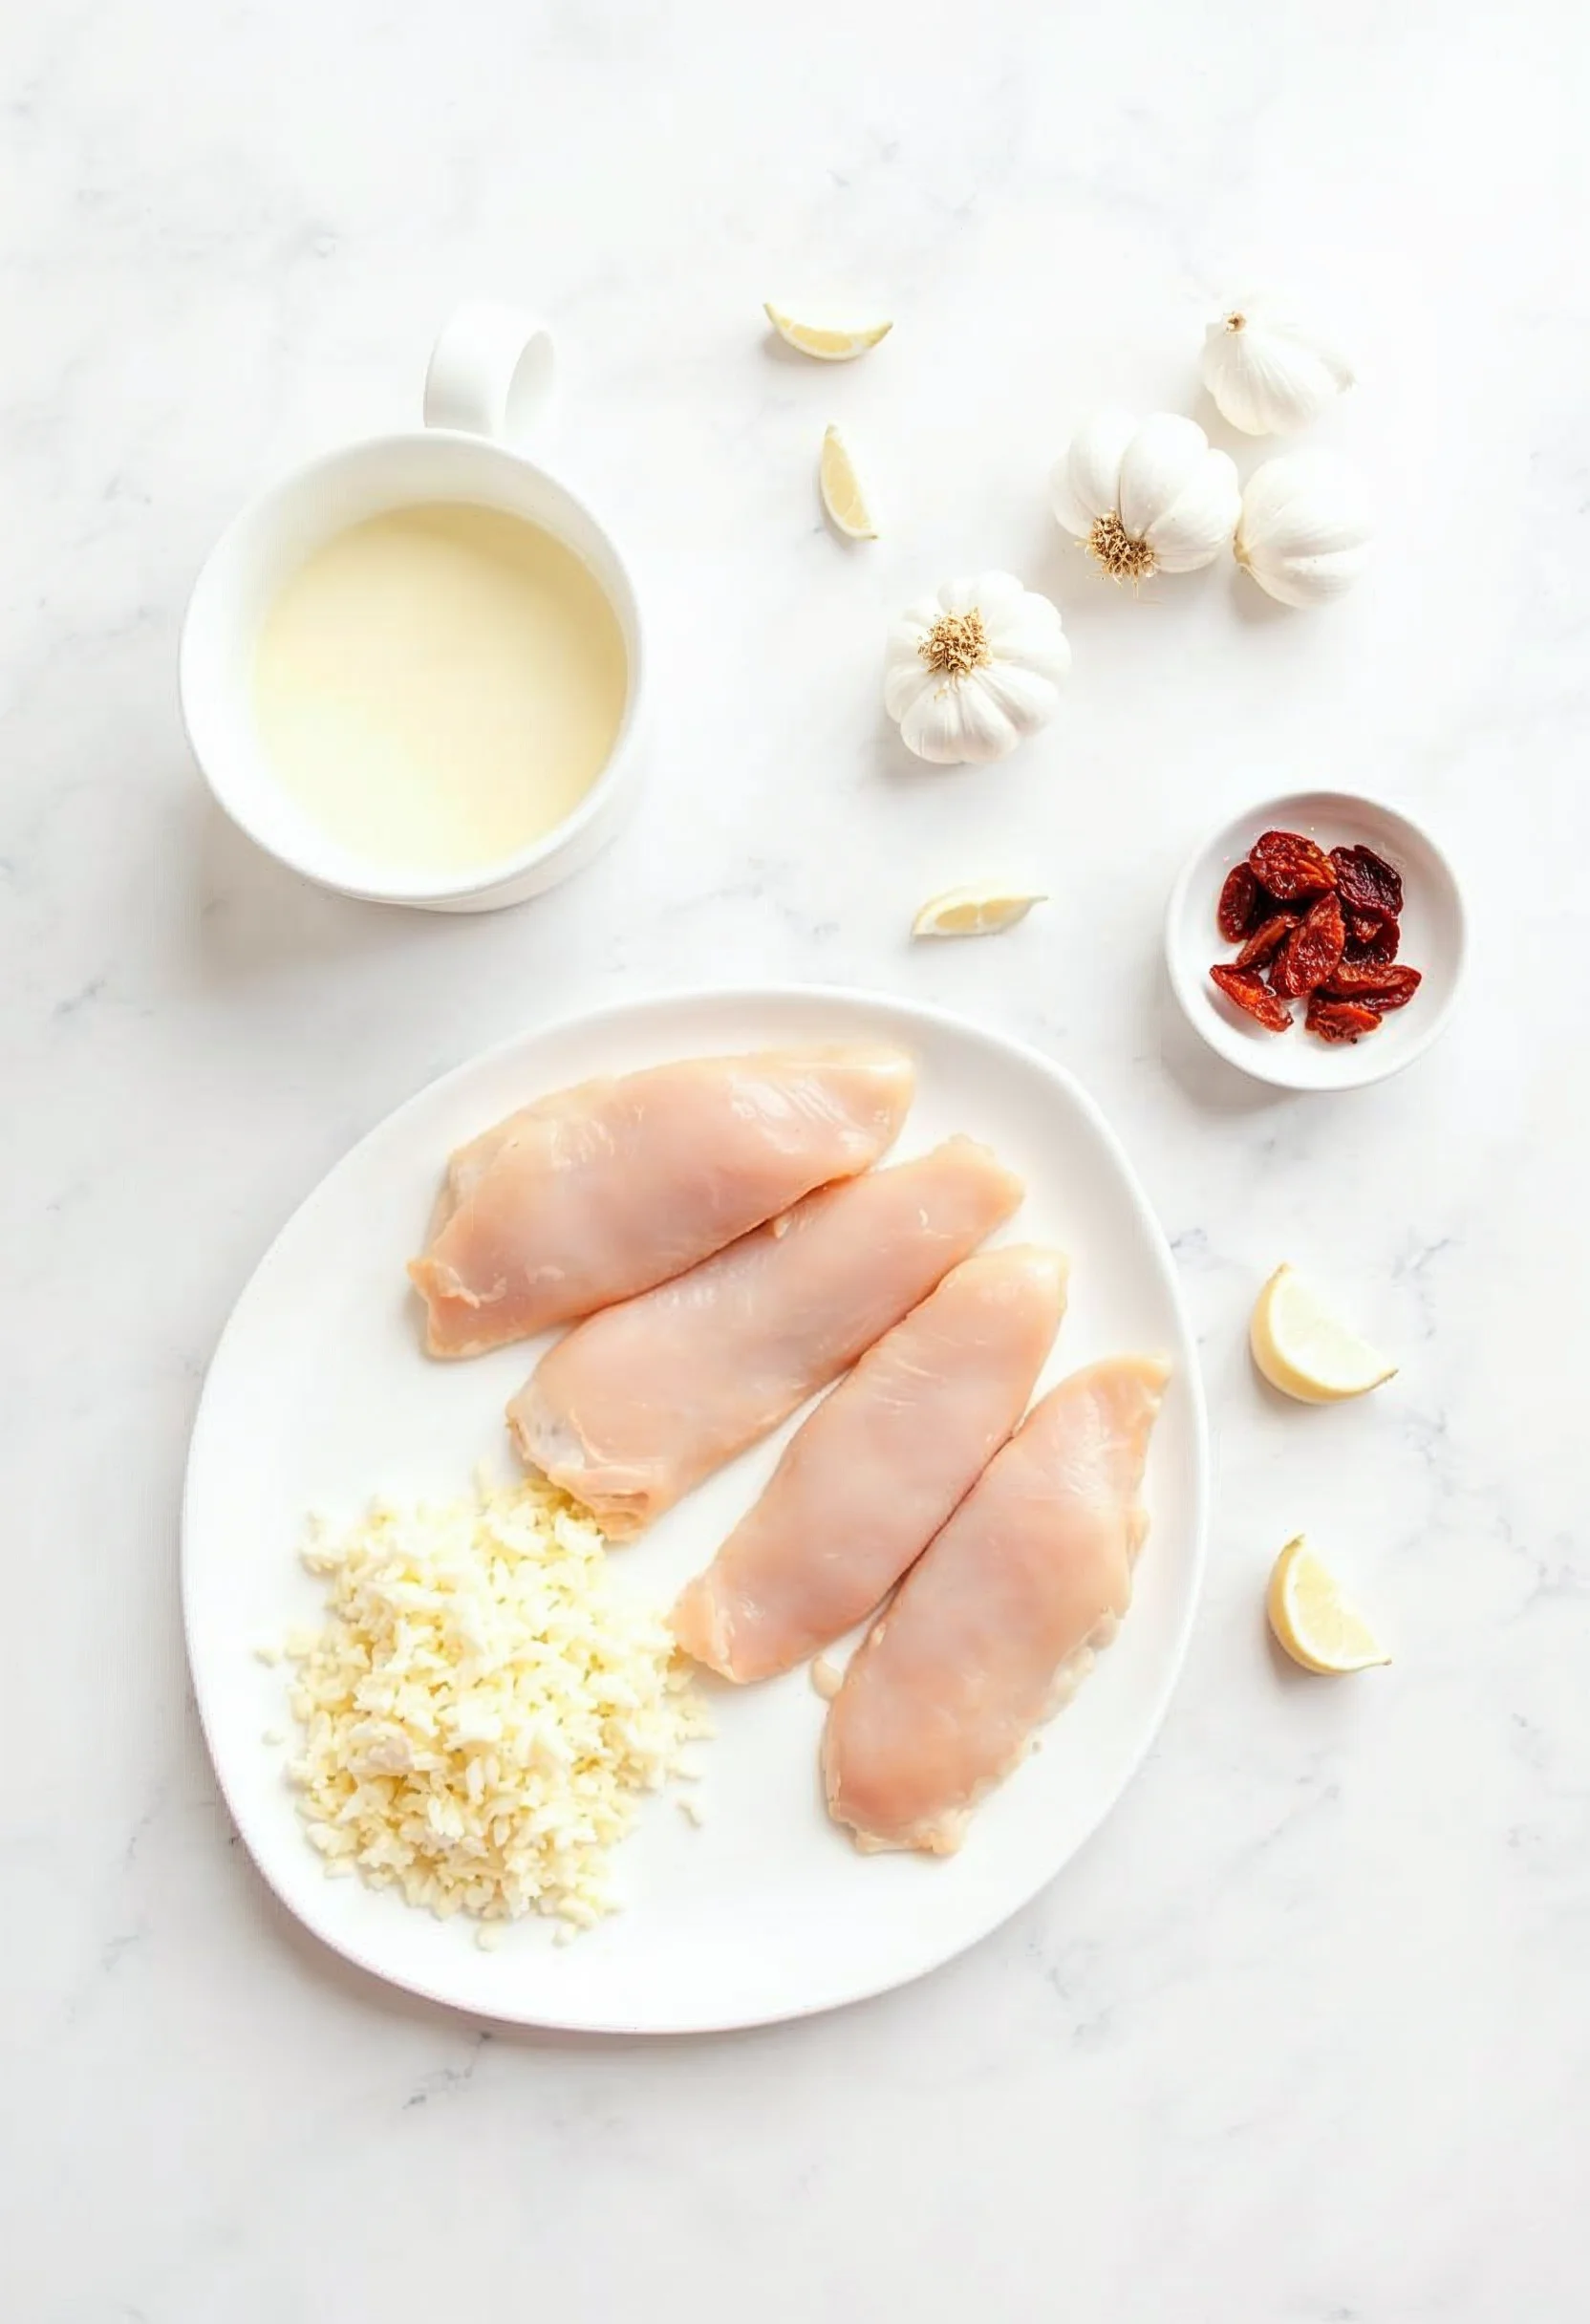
4;1;1586;2315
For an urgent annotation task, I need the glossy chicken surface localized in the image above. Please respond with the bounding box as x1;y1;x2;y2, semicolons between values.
409;1045;914;1356
671;1245;1067;1680
507;1138;1023;1537
823;1355;1169;1854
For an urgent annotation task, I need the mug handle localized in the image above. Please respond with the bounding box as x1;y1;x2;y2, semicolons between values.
422;302;556;447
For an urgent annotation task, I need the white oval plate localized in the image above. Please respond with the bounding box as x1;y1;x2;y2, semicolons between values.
183;988;1208;2033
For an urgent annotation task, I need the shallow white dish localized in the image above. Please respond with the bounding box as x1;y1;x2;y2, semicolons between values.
1166;789;1467;1091
183;987;1208;2033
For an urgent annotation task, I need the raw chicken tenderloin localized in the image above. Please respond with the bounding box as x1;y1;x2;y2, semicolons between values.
409;1045;914;1357
507;1138;1023;1538
824;1355;1170;1855
671;1246;1068;1680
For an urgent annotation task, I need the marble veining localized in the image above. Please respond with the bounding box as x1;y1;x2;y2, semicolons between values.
3;1;1586;2317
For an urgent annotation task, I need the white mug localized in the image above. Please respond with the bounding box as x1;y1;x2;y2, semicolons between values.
180;303;645;913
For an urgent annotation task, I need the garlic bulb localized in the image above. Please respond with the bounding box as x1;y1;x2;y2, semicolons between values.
1051;413;1240;583
1201;296;1355;437
1235;452;1372;608
884;573;1069;765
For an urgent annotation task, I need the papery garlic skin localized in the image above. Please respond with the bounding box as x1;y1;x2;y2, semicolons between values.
1051;413;1240;580
1235;452;1371;608
884;573;1069;765
1201;296;1355;437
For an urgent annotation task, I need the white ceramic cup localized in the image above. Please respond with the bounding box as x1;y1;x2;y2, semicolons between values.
180;302;645;913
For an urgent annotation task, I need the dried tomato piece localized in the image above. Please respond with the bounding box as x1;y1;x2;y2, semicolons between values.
1305;996;1383;1044
1324;961;1423;1011
1235;911;1299;970
1216;862;1264;941
1330;844;1404;919
1267;892;1345;998
1364;968;1422;1014
1210;962;1292;1032
1343;910;1400;966
1248;828;1337;902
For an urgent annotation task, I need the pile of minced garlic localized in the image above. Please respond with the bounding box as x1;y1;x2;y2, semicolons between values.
277;1474;710;1937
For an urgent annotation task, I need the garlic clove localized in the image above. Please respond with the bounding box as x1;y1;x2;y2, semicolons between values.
975;658;1064;727
1146;449;1242;572
936;574;985;617
1048;461;1094;541
883;620;936;710
990;623;1071;688
1239;450;1369;548
1201;295;1356;437
980;593;1071;678
1061;411;1139;528
1235;451;1371;608
898;597;946;634
1246;546;1369;609
1246;491;1365;559
884;654;940;722
902;678;1017;765
1117;414;1212;539
963;570;1028;621
898;685;971;764
955;685;1021;763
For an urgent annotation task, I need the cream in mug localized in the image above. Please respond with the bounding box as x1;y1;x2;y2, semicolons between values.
252;502;628;872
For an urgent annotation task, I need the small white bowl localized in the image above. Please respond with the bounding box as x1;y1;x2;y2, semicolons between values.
1165;788;1467;1090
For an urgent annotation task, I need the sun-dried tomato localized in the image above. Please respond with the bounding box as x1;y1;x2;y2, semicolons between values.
1267;892;1345;998
1215;828;1421;1047
1248;829;1337;902
1364;969;1421;1014
1343;910;1400;965
1235;911;1299;970
1330;844;1404;919
1210;962;1292;1032
1216;862;1265;941
1323;957;1402;999
1325;961;1423;1011
1305;996;1383;1044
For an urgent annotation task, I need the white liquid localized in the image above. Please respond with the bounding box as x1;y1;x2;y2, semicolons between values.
252;503;629;872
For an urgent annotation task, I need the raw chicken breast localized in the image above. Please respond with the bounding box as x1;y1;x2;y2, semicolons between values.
507;1138;1023;1538
671;1245;1068;1681
409;1045;914;1357
823;1355;1170;1855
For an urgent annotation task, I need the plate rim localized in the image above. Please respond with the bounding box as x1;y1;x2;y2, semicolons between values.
182;982;1210;2034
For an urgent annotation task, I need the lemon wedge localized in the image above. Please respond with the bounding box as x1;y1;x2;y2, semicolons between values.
912;884;1047;940
1267;1536;1390;1674
1249;1263;1397;1404
764;303;892;361
819;425;877;539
